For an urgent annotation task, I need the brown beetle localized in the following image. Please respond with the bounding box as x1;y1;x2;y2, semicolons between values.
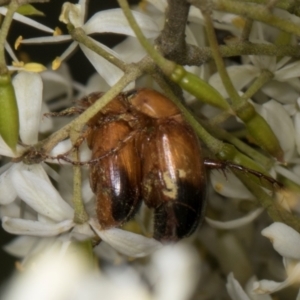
78;89;206;242
79;92;142;229
69;88;280;243
127;89;207;242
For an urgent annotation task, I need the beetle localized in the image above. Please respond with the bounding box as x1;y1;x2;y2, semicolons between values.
76;88;207;242
126;89;207;242
55;88;280;243
78;92;142;229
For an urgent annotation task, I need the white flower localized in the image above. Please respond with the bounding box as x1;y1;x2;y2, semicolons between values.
209;96;300;214
206;207;264;230
0;70;71;206
0;72;42;157
254;100;296;162
2;243;197;300
1;5;54;70
209;48;300;103
252;223;300;295
226;273;272;300
149;244;200;300
41;63;74;112
20;0;159;87
2;166;161;258
0;6;54;34
0;72;50;209
2;244;93;300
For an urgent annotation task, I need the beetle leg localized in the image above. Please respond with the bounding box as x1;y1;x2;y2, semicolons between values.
204;158;282;188
44;106;84;118
46;128;140;166
45;128;92;165
204;159;228;179
88;129;139;165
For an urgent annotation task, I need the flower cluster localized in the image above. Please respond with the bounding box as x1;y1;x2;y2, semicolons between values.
0;0;300;300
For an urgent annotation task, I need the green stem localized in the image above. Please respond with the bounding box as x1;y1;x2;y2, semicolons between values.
209;110;232;125
213;0;300;36
71;128;88;224
230;0;300;16
185;44;300;66
200;118;274;168
201;5;242;107
71;27;126;71
118;0;230;110
240;18;253;42
218;43;300;58
242;69;274;101
0;0;19;74
117;0;175;75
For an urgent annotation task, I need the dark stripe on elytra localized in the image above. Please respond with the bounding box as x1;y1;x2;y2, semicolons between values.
109;166;142;223
153;179;207;242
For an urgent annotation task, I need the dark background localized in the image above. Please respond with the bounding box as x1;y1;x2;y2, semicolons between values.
0;0;139;285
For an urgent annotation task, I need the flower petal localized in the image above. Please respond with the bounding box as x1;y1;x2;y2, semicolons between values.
253;262;300;294
2;217;74;236
20;35;72;45
0;7;54;33
2;242;91;300
253;259;300;294
261;222;300;260
261;80;300;104
245;276;272;300
151;244;200;300
0;163;44;206
253;279;289;295
209;65;259;98
11;169;74;221
275;61;300;82
146;0;167;12
84;73;110;94
113;36;146;63
13;72;43;144
254;100;295;162
59;41;79;62
80;42;123;87
83;9;159;38
3;236;40;257
274;165;300;186
226;273;251;300
24;163;52;182
249;54;276;72
210;170;255;199
40;102;53;133
71;223;95;240
0;166;17;205
90;219;162;257
80;41;134;89
41;65;73;105
206;208;264;230
60;3;82;27
48;139;73;163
